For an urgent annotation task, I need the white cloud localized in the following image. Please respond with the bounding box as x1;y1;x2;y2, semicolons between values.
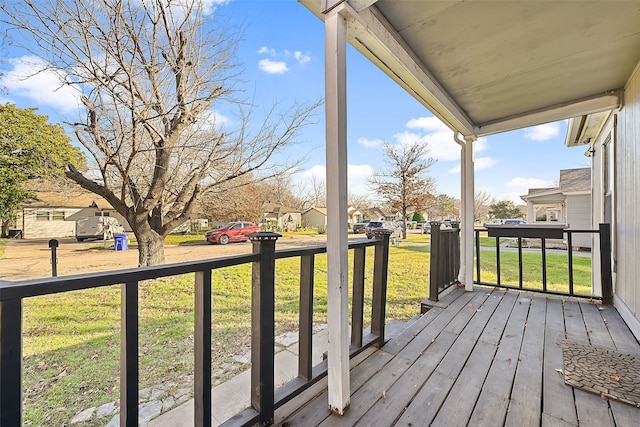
494;176;556;204
257;46;276;56
422;131;459;161
524;122;560;141
293;163;374;197
506;177;555;191
294;51;311;65
448;156;497;173
474;156;497;171
406;116;450;132
348;164;375;195
258;59;288;74
1;56;82;113
357;137;383;148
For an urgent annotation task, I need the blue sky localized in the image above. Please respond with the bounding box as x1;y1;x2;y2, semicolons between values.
0;0;591;205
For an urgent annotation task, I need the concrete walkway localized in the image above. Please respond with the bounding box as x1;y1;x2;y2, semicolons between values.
146;325;330;426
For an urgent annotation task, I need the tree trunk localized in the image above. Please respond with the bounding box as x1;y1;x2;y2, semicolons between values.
136;229;165;267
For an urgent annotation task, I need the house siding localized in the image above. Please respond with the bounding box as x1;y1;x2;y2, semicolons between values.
565;194;591;248
17;207;131;239
302;209;327;228
614;62;640;335
19;208;80;238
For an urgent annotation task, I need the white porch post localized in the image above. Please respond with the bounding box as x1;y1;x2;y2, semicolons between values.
458;134;475;291
324;8;350;414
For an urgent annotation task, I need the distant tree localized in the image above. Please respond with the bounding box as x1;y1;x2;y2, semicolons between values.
425;193;455;220
489;200;523;219
299;173;326;209
412;212;424;222
0;104;84;236
369;142;436;238
198;172;305;223
2;1;320;265
474;190;495;222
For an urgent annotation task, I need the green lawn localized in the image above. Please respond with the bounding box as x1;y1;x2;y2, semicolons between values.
475;250;592;295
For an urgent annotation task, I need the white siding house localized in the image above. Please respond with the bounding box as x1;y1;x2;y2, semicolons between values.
301;207;327;228
16;183;130;239
521;168;592;248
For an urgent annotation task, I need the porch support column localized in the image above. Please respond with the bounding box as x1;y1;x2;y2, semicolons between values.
455;133;475;291
324;8;350;414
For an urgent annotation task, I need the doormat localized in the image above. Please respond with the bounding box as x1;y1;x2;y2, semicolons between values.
560;340;640;407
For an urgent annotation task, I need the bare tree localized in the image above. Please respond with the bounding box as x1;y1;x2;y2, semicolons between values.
298;173;326;209
369;142;436;238
474;190;495;222
2;1;320;265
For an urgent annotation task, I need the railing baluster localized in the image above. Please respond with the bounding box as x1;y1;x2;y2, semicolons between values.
371;230;392;347
567;231;574;295
475;229;481;283
496;236;501;286
429;221;441;302
541;238;548;292
250;232;280;426
299;255;314;380
351;247;366;349
194;270;212;427
0;298;23;426
120;281;138;427
517;237;523;289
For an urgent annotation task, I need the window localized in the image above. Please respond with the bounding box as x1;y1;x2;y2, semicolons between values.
36;211;50;221
52;211;66;221
94;212;110;216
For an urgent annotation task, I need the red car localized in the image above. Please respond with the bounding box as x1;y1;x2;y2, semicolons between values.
204;222;260;245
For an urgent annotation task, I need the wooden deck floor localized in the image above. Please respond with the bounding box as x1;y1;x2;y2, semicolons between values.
275;286;640;427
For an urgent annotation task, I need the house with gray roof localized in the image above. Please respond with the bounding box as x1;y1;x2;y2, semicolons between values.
521;168;591;248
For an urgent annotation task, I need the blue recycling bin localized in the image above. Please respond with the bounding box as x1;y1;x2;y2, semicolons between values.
114;234;128;251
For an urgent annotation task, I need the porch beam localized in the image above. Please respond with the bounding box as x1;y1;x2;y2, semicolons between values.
324;8;350;415
475;91;621;137
330;2;475;135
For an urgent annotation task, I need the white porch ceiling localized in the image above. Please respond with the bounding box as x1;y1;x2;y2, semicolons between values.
300;0;640;137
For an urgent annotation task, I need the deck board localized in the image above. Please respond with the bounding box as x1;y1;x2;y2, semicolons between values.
543;297;578;425
504;294;546;427
276;287;640;427
564;300;615;427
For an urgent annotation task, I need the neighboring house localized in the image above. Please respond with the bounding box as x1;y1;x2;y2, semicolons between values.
521;168;592;248
301;206;327;228
347;206;363;227
16;182;131;239
366;207;395;222
261;202;302;231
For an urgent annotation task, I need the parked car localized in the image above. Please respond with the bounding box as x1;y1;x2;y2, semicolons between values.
365;221;402;239
416;220;428;228
205;222;260;245
352;219;370;234
422;222;432;234
483;219;526;227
